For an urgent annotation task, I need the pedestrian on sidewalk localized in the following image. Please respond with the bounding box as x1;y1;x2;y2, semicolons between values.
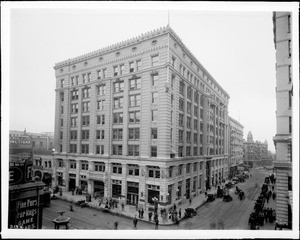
173;203;176;211
205;191;207;197
179;208;181;218
141;208;144;218
175;216;179;227
138;209;141;218
133;216;138;229
121;203;124;211
148;211;152;221
189;198;192;205
114;221;119;230
155;218;159;229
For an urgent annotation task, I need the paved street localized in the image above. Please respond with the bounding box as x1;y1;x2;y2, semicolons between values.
42;168;275;230
182;168;276;230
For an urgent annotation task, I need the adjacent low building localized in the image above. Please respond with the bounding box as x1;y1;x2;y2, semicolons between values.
53;25;230;208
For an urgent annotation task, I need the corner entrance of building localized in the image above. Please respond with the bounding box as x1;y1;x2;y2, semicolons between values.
127;182;139;205
94;181;104;198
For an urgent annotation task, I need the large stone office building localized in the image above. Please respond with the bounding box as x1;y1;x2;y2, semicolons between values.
228;117;244;178
53;26;230;208
272;12;293;228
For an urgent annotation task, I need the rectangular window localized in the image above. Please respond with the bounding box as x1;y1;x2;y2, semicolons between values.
97;115;105;125
128;165;139;176
112;145;123;156
129;61;135;72
179;130;184;143
171;56;176;67
179;113;184;126
152;74;159;87
179;81;184;95
82;115;90;126
194;133;198;143
128;145;139;156
81;161;89;170
113;129;123;140
194;106;198;117
114;81;124;93
151;55;159;67
289;91;292;108
152;92;158;104
289;117;292;133
113;66;119;76
112;163;122;174
129;94;141;107
194;119;198;130
60;119;63;127
187;117;191;129
71;90;79;100
151;128;158;139
193;147;198;156
113;113;123;124
97;100;105;110
82;102;90;112
178;146;183;157
186;163;190;173
289;65;292;83
71;117;77;127
69;161;76;169
81;130;89;140
128;128;140;140
130;78;141;90
97;84;106;96
71;103;78;114
178;165;183;176
179;98;184;111
186;131;191;143
96;145;104;155
151;146;157;157
151;110;158;122
70;130;77;140
60;79;64;88
114;96;124;109
288;40;291;58
120;64;125;75
129;111;140;123
186;146;191;156
187;87;192;100
81;144;89;154
94;162;105;171
187;102;192;114
148;167;160;178
96;130;105;140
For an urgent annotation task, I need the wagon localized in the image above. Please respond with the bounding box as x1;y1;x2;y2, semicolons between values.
223;193;233;202
206;194;216;202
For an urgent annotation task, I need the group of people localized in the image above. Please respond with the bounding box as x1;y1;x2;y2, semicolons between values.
249;176;276;230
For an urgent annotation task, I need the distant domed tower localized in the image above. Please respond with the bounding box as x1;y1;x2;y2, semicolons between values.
247;131;253;142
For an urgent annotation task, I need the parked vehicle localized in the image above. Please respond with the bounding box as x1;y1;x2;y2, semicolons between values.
223;193;233;202
184;208;197;218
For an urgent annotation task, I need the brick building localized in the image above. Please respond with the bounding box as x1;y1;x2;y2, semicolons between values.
53;26;230;208
272;12;293;228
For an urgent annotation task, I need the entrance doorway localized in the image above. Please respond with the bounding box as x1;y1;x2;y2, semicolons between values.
94;181;104;198
127;182;139;205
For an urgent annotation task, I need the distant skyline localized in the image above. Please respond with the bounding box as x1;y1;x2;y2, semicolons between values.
4;2;299;153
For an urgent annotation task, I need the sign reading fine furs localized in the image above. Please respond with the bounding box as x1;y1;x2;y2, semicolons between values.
14;196;39;229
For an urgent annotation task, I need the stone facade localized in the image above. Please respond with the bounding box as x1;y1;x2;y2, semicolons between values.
272;12;293;227
53;26;230;208
228;117;244;177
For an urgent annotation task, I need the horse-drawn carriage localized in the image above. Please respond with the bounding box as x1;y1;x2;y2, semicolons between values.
206;193;216;202
238;190;245;200
216;186;224;198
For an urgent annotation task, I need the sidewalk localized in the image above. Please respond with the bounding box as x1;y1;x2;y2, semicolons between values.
54;188;218;226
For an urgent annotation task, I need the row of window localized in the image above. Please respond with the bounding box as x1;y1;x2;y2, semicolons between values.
60;160;205;179
68;144;158;157
60;55;160;88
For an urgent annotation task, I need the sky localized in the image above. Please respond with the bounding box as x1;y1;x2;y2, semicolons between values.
3;2;299;153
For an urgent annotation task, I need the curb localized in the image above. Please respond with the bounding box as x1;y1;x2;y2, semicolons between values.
53;195;208;226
